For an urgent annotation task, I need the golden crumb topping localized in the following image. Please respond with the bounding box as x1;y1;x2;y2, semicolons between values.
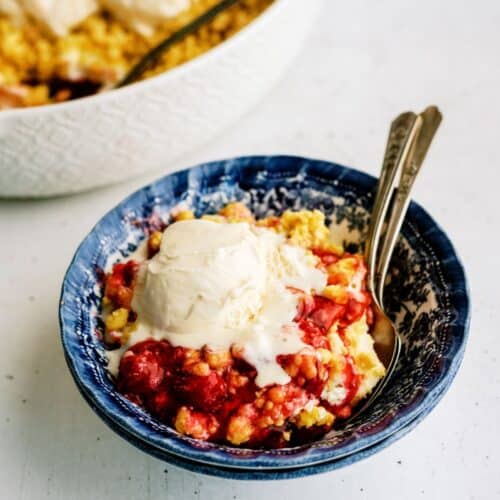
0;0;273;108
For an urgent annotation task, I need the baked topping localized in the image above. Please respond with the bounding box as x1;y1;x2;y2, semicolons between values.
102;203;386;448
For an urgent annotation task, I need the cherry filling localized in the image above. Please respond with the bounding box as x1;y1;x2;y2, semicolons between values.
328;356;361;419
105;260;139;309
173;372;227;412
312;248;341;266
109;250;371;447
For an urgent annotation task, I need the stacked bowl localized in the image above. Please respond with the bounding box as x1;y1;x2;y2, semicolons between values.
60;155;470;479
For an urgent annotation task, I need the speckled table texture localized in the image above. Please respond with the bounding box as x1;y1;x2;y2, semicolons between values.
0;0;498;498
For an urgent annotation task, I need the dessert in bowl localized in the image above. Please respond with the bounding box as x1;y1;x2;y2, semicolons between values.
60;155;470;472
102;204;386;448
0;0;322;196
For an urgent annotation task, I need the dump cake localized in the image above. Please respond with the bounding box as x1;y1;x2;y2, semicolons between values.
102;203;385;448
0;0;273;109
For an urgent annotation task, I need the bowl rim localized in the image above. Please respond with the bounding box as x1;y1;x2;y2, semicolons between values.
75;371;451;480
0;0;288;120
59;154;471;470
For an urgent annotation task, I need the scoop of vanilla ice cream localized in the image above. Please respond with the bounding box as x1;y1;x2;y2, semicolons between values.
0;0;98;36
132;220;270;334
114;218;329;387
100;0;191;36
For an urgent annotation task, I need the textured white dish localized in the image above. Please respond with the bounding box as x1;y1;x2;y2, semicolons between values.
0;0;322;197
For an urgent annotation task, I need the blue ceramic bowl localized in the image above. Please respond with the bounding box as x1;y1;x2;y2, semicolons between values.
60;155;470;472
76;368;449;480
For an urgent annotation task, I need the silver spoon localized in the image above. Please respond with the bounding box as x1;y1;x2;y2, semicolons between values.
350;106;442;419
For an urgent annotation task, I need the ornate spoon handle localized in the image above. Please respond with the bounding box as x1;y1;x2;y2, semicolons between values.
365;111;422;305
374;106;442;304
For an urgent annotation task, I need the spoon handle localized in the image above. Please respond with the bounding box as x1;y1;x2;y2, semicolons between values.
349;107;442;424
374;106;442;304
365;112;422;304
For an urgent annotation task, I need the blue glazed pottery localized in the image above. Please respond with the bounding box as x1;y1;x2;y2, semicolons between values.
60;155;470;473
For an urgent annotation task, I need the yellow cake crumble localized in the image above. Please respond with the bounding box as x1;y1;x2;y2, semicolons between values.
0;0;274;109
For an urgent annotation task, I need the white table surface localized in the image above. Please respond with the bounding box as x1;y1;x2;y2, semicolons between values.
1;0;499;498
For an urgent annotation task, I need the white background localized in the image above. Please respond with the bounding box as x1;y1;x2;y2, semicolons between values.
1;0;499;498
